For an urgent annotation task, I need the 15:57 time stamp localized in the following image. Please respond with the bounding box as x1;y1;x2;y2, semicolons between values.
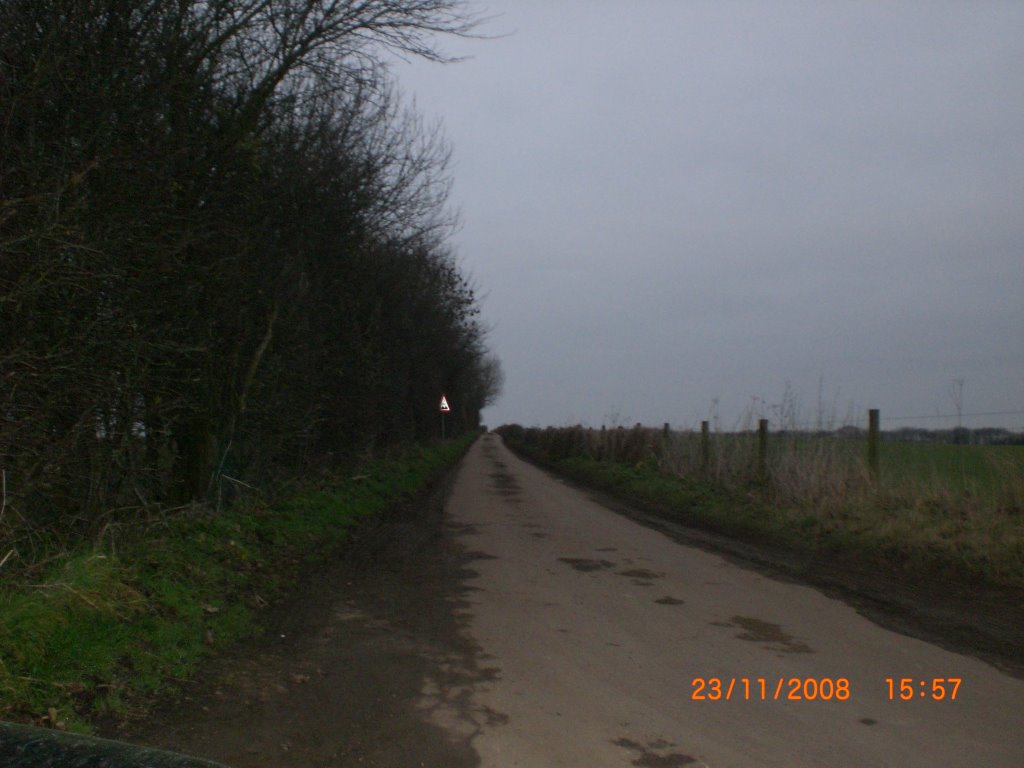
690;677;963;702
886;677;961;701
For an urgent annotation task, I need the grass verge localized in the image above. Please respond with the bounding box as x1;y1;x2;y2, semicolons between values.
502;436;1024;595
0;434;476;732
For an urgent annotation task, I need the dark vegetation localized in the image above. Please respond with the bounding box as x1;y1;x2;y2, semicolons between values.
0;1;500;730
0;0;502;566
844;426;1023;446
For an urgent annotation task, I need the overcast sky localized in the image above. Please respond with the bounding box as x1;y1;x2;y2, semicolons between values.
393;1;1023;431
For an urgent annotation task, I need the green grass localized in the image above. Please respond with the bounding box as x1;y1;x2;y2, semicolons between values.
0;434;476;732
880;442;1024;506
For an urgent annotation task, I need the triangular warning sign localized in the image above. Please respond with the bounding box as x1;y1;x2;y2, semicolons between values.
439;395;451;413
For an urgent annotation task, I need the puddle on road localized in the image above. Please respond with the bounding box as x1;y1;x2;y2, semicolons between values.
558;557;616;573
488;471;519;487
487;469;523;502
618;568;664;580
718;615;815;654
613;737;700;767
463;550;498;561
655;596;685;605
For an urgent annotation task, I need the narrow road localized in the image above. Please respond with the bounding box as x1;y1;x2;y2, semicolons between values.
122;434;1024;767
430;433;1024;766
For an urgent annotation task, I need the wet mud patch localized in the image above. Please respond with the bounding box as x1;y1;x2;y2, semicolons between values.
613;737;699;766
618;568;664;580
722;615;814;654
479;705;509;727
655;596;685;605
558;557;616;573
487;470;522;502
488;471;520;487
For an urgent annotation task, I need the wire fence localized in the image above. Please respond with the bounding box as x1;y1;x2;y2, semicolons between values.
498;416;1024;516
676;407;1024;436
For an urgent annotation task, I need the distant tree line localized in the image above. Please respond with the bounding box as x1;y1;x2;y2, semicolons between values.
0;0;501;538
833;426;1023;446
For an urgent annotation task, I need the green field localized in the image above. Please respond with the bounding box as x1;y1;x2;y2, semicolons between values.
879;442;1024;506
669;431;1023;510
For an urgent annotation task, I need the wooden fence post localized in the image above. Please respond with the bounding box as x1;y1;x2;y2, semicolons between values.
758;418;768;481
868;408;880;481
701;420;710;473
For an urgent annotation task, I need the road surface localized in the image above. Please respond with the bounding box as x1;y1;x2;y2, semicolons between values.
123;433;1024;767
426;433;1024;766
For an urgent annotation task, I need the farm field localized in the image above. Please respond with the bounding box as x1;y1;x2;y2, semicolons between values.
878;442;1024;505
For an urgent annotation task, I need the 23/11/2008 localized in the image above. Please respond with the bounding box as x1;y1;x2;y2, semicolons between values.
691;677;851;701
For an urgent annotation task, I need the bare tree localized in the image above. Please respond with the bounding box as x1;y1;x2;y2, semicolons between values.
1;0;502;547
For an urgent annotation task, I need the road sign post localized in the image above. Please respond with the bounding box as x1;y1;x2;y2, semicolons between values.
439;394;451;440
